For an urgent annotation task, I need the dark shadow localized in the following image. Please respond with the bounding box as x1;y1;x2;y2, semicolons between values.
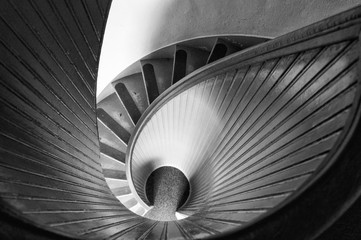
208;43;228;63
172;50;187;84
142;64;159;103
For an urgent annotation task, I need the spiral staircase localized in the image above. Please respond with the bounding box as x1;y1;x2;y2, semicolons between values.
2;1;361;239
96;35;269;220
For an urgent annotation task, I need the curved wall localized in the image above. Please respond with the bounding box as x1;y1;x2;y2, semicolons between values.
0;1;148;239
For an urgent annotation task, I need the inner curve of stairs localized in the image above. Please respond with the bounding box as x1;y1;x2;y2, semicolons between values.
96;36;270;219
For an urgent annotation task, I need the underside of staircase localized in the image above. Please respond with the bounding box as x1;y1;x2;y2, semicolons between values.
1;1;361;239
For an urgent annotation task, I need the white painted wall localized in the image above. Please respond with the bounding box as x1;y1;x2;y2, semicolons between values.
97;0;361;95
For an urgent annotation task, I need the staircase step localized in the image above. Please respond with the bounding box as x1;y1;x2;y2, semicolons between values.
131;203;146;216
172;45;209;84
116;195;138;209
97;108;131;145
124;197;138;208
105;177;128;189
99;143;126;164
114;81;143;125
112;185;132;196
114;72;149;117
99;152;125;170
141;63;159;104
102;169;127;180
98;93;135;133
116;193;133;202
207;38;241;64
141;58;173;99
97;119;127;152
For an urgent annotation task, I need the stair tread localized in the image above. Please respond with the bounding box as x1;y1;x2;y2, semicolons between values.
207;38;242;64
97;120;127;152
131;203;146;216
111;185;132;196
102;168;127;180
97;108;131;145
99;152;125;169
172;45;210;84
141;63;159;104
141;58;173;96
114;73;149;115
98;93;135;133
99;143;126;164
105;177;129;189
123;197;138;208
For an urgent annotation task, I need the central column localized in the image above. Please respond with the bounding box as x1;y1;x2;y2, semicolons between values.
144;166;190;221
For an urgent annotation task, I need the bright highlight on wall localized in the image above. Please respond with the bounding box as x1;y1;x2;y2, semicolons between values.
97;0;175;95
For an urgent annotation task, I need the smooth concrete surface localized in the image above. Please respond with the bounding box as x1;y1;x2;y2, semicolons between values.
97;0;361;94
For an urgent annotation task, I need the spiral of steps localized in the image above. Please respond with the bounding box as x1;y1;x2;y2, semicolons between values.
1;1;361;239
96;36;269;219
